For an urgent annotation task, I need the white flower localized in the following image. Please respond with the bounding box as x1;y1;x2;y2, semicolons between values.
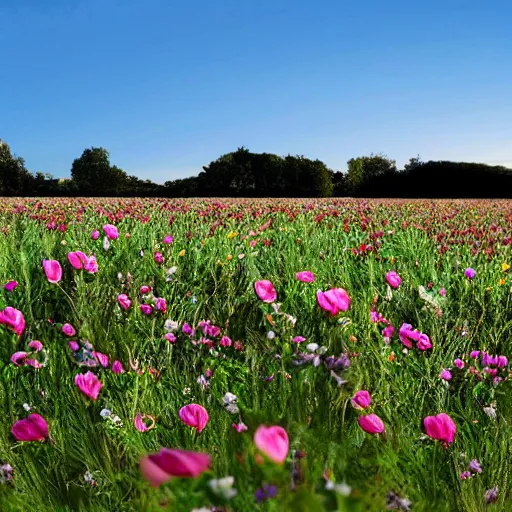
306;343;319;353
223;392;237;405
164;319;179;332
103;236;110;251
267;331;276;340
100;408;111;418
23;403;31;411
325;480;351;496
83;471;94;483
208;476;237;499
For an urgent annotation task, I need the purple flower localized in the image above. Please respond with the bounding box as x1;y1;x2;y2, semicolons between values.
140;304;153;315
112;360;124;374
460;471;472;480
4;280;18;292
182;323;195;336
497;356;508;368
485;487;498;504
163;235;174;244
469;459;482;474
255;484;277;503
292;336;306;343
470;350;480;359
464;267;476;279
440;369;452;381
454;358;465;369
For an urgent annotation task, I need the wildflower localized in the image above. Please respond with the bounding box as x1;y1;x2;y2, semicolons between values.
253;425;289;466
68;341;79;351
208;476;237;499
75;372;102;400
117;294;131;310
4;280;18;292
460;471;472;480
296;271;315;283
139;448;210;486
0;463;14;485
155;297;167;313
232;422;248;432
164;319;179;332
267;330;275;340
423;413;456;445
316;288;350;315
163;235;173;244
497;356;508;368
164;333;176;343
255;484;277;503
470;350;480;359
386;271;401;289
219;336;232;347
103;224;119;240
325;480;351;496
440;369;452;381
179;404;209;433
62;323;76;336
484;487;498;504
386;491;412;511
140;304;152;315
292;336;306;343
103;236;111;251
140;285;151;294
454;358;465;369
154;252;164;264
464;267;476;279
11;414;48;442
112;360;124;374
254;280;277;303
178;249;186;257
358;414;385;434
93;351;109;368
100;408;111;418
502;263;510;272
351;390;371;410
42;259;62;283
469;459;482;474
0;307;26;336
91;230;99;240
134;413;156;432
439;288;446;296
182;323;195;336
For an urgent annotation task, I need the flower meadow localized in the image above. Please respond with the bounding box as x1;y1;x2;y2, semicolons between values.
1;198;512;512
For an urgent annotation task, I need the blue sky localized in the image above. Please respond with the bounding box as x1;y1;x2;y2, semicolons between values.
1;0;511;183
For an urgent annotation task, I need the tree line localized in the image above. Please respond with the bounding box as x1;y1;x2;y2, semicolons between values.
1;138;512;198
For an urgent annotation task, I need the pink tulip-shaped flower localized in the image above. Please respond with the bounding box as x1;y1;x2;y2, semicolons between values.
93;351;109;367
67;251;89;270
4;280;18;292
296;271;315;283
254;425;289;464
316;288;350;316
84;255;98;274
112;360;124;374
0;306;26;336
11;413;49;442
75;372;103;400
179;404;209;433
140;304;153;315
155;297;167;313
42;259;62;283
28;340;43;352
254;280;277;303
118;294;131;310
424;413;456;446
163;235;174;244
351;390;371;410
140;285;151;294
140;448;211;486
103;224;119;240
134;413;156;432
164;333;176;343
62;323;76;336
386;271;401;289
11;351;28;366
232;422;249;432
91;230;100;240
358;414;385;434
154;252;164;264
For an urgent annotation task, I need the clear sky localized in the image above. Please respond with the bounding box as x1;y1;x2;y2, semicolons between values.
1;0;511;183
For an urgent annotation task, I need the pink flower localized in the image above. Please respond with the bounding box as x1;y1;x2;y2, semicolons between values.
219;336;232;347
154;252;164;264
296;271;315;283
103;224;119;240
4;280;18;292
11;413;48;442
140;304;153;315
84;255;98;274
112;360;124;374
464;267;476;279
164;333;176;343
254;425;289;464
11;351;28;366
417;333;432;351
439;288;446;297
358;414;385;434
0;307;26;336
163;235;174;244
68;341;79;351
386;271;401;289
440;369;452;381
423;413;456;445
155;297;167;313
91;230;100;240
28;340;43;352
232;422;248;432
140;285;151;294
118;294;131;310
75;372;103;400
316;288;350;316
139;448;210;486
292;336;306;343
454;358;465;369
254;280;277;303
179;404;209;433
182;323;195;336
62;323;76;337
42;259;62;283
351;390;371;410
134;413;156;432
93;352;109;368
67;251;89;270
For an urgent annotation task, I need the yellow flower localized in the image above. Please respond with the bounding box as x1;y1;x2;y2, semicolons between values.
227;231;238;239
390;257;395;265
502;263;510;272
178;249;186;257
